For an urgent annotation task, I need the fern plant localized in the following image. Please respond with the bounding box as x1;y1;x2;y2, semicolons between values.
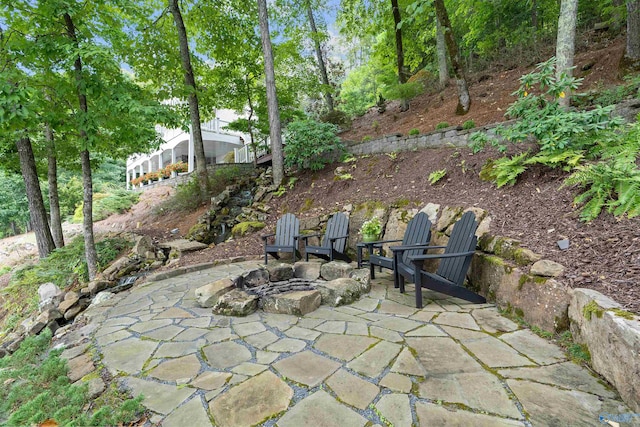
479;153;529;188
564;123;640;221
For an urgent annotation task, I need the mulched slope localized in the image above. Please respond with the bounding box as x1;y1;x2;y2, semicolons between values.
178;145;640;314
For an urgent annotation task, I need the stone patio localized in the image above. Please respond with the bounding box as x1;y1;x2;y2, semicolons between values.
68;261;638;426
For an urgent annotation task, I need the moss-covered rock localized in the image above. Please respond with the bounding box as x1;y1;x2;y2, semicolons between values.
186;223;211;243
231;221;266;237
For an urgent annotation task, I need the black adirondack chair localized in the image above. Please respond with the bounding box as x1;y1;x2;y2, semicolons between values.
394;211;485;307
301;212;350;262
261;213;300;264
357;212;432;280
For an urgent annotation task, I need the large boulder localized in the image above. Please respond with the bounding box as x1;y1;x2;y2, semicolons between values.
320;261;354;281
569;288;640;412
212;289;258;316
294;262;322;280
316;278;368;307
267;263;294;282
470;253;570;332
38;282;64;310
195;278;235;308
381;209;418;257
262;290;321;316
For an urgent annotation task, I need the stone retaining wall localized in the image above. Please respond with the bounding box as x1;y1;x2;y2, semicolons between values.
344;121;514;156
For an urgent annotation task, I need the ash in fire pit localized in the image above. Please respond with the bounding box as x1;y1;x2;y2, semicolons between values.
195;261;371;317
248;278;318;297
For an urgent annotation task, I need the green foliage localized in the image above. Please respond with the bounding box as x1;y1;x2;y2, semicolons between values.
473;58;624;154
479;153;529;188
436;122;450;130
472;58;636;221
58;176;84;218
564;123;640;221
462;120;476;130
0;171;29;237
408;128;420;136
283;120;345;171
362;136;373;142
428;169;447;185
0;329;144;426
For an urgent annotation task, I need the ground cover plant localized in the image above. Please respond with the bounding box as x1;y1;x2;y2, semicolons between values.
0;329;144;426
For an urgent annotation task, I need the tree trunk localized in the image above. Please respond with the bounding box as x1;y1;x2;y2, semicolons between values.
436;15;448;89
45;123;64;248
627;0;640;61
306;3;334;112
168;0;209;195
556;0;578;109
257;0;284;187
531;0;538;29
434;0;471;115
16;136;56;258
245;75;258;167
612;0;625;33
391;0;409;111
64;12;98;279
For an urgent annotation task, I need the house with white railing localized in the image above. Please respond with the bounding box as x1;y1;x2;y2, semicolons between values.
126;109;251;188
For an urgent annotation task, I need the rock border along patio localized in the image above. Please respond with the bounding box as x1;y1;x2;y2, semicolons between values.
61;260;637;427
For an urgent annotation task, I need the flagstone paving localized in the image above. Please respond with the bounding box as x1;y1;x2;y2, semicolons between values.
74;260;640;426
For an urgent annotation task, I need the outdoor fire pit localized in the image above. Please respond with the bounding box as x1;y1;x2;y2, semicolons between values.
195;261;371;317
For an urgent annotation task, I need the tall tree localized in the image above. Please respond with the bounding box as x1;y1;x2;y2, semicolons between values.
63;12;98;279
45;122;64;248
436;15;448;89
627;0;640;62
306;2;334;112
168;0;209;195
555;0;578;108
16;136;56;258
434;0;471;115
257;0;284;186
390;0;409;111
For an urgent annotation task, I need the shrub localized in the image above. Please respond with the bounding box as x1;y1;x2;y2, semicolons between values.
362;135;372;142
462;120;476;130
436;122;450;130
408;128;420;136
284;120;345;171
471;57;623;154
